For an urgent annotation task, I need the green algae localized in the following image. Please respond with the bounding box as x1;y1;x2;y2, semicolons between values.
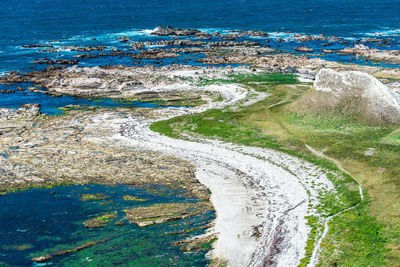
83;213;117;228
122;195;148;202
0;184;213;266
125;202;210;227
3;244;33;251
80;193;110;201
150;73;392;266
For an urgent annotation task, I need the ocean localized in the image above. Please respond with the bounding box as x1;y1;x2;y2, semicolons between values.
1;0;400;114
0;0;399;74
0;1;399;265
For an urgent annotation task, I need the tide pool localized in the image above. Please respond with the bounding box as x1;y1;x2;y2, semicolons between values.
0;184;214;266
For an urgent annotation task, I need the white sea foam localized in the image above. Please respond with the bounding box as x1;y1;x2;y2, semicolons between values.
362;28;400;37
79;71;337;266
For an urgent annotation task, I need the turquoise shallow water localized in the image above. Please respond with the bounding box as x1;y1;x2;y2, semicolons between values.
1;0;400;113
1;1;400;265
0;82;182;115
0;184;214;266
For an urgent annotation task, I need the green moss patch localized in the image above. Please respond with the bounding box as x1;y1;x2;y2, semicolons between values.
150;72;398;265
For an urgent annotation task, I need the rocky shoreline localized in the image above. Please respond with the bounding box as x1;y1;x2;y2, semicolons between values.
1;27;400;266
0;106;211;200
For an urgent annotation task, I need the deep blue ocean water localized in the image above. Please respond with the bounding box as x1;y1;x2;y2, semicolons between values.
1;0;400;113
0;2;400;265
0;0;400;74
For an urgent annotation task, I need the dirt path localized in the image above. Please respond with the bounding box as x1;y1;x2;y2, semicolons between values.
101;84;337;266
306;145;364;267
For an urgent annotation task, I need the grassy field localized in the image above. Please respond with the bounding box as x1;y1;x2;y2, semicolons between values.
150;73;400;266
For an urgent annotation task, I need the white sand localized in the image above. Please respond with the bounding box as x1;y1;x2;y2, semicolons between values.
96;82;336;266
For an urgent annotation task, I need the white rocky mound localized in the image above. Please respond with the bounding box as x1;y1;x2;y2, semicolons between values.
310;68;400;124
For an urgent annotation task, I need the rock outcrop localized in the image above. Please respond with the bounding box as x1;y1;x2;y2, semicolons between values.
295;68;400;124
151;26;201;36
338;44;400;64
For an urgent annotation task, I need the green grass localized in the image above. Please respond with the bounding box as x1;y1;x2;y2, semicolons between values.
299;216;321;267
319;200;389;266
197;72;300;86
150;72;399;266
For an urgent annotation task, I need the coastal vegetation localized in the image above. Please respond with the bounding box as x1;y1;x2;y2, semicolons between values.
151;72;399;266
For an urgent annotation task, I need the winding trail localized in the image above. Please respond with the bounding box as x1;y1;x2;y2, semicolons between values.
101;83;338;266
306;145;364;267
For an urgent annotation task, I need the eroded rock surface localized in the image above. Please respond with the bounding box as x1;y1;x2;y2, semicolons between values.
125;202;211;227
296;68;400;124
0;108;209;199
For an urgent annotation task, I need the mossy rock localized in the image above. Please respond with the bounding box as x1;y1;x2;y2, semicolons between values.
83;213;117;228
125;202;210;227
79;193;110;201
122;195;148;202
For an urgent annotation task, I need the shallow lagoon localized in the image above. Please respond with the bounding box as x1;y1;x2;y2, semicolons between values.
0;184;214;266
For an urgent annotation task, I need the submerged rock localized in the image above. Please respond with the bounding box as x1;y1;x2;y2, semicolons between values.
125;202;210;227
122;195;147;201
296;68;400;124
31;254;52;262
80;193;110;201
31;238;110;263
83;213;117;228
172;234;217;252
294;46;314;52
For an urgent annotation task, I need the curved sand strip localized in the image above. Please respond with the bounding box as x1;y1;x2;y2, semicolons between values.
103;83;335;266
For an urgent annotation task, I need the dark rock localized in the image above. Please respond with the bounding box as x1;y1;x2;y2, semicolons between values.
151;26;201;36
116;36;131;41
39;49;59;52
34;58;79;65
73;54;99;58
72;46;107;52
152;40;205;47
210;41;259;47
22;44;53;48
294;46;314;52
128;42;146;50
130;50;180;59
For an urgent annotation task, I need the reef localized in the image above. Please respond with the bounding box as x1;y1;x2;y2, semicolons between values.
125;202;211;227
2;26;400;266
